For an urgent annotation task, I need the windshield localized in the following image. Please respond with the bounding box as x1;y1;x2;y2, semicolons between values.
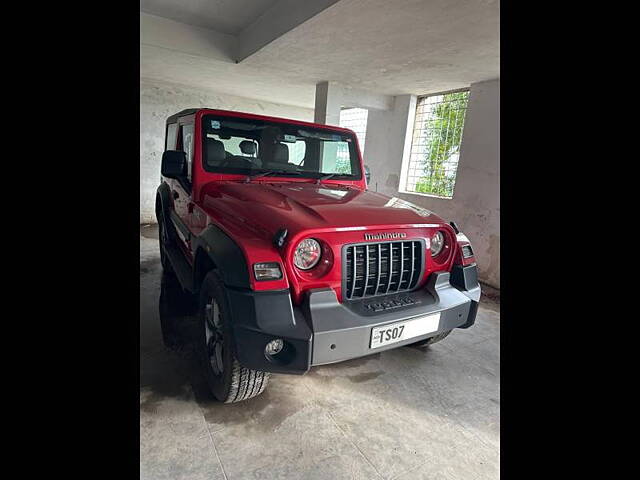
201;114;362;180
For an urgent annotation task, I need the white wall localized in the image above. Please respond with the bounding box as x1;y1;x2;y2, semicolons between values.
362;94;416;196
365;79;500;288
140;78;314;223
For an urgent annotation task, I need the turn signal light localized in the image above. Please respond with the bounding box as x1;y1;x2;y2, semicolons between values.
253;262;283;281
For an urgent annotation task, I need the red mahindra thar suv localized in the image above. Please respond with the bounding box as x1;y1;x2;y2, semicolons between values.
156;108;480;403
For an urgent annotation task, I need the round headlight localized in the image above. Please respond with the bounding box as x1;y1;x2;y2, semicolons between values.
294;238;322;270
430;231;445;257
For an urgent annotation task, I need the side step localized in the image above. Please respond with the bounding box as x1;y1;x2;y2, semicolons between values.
165;243;195;293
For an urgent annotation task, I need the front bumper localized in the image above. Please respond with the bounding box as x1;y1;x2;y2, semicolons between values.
226;264;480;374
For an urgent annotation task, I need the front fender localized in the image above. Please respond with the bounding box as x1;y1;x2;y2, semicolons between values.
192;224;252;289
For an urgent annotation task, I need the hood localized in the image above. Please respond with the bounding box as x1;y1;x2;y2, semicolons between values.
200;181;447;240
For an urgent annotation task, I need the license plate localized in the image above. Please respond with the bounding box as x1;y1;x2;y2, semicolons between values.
370;313;441;349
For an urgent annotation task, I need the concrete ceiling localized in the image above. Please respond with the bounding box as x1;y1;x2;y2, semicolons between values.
141;43;316;108
140;0;279;35
140;0;499;109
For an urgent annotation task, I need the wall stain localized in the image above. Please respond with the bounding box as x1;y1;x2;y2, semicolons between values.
386;173;400;189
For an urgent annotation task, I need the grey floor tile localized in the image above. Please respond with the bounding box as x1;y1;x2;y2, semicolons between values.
208;399;382;480
140;388;227;480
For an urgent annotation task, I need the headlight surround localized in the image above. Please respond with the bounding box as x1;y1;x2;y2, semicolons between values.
430;231;445;257
293;238;322;270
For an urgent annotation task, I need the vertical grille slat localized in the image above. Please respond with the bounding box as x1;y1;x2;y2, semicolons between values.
374;244;382;296
344;240;423;300
384;243;393;294
398;242;405;292
408;242;416;288
363;245;370;295
349;245;357;298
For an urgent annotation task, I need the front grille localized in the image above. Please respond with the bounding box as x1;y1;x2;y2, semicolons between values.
344;241;423;300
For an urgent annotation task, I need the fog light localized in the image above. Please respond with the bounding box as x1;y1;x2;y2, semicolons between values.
265;339;284;356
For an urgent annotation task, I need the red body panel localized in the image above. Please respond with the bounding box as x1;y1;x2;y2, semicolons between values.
163;109;475;304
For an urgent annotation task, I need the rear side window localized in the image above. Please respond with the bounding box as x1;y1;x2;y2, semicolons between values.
166;123;178;151
181;124;194;181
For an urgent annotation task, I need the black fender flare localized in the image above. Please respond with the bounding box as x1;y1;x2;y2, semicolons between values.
156;182;172;225
192;224;252;290
156;182;178;241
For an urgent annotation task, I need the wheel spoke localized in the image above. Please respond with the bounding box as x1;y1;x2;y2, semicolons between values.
214;343;224;374
204;299;224;376
212;302;222;329
204;304;214;342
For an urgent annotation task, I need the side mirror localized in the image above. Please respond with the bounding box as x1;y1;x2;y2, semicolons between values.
161;150;186;178
364;164;371;185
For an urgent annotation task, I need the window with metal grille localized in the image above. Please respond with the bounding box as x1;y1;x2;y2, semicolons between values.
339;108;368;149
404;89;469;198
337;108;368;174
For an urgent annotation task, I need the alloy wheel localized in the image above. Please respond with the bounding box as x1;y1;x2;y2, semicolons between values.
204;299;224;376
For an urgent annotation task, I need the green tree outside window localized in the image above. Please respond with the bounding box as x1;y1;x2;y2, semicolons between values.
413;91;468;197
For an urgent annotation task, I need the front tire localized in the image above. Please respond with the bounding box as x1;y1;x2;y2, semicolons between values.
197;270;270;403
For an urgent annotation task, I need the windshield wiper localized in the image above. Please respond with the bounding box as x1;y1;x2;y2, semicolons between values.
244;169;302;182
316;173;338;184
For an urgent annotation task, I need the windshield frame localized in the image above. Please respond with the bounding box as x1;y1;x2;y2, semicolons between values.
200;114;363;181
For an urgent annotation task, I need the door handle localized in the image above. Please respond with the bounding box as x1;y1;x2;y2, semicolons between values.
173;191;179;200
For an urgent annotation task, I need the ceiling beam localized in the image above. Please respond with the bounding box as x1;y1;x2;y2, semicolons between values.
235;0;340;63
140;12;235;63
339;84;394;111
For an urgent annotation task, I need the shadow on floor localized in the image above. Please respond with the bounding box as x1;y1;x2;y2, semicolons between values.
141;271;220;409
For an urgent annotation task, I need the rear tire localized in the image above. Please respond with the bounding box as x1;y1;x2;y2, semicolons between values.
197;270;270;403
409;330;452;348
158;218;175;275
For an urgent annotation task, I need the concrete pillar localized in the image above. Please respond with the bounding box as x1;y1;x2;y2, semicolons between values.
314;81;342;126
362;94;417;195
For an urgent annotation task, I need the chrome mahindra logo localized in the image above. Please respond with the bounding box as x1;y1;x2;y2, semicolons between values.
364;232;407;241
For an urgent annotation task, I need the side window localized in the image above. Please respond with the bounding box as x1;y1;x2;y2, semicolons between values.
285;141;306;165
331;142;353;174
166;123;178;151
319;141;353;174
181;124;195;181
206;134;254;156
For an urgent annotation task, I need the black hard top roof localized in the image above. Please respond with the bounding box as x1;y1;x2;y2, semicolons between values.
166;109;198;124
